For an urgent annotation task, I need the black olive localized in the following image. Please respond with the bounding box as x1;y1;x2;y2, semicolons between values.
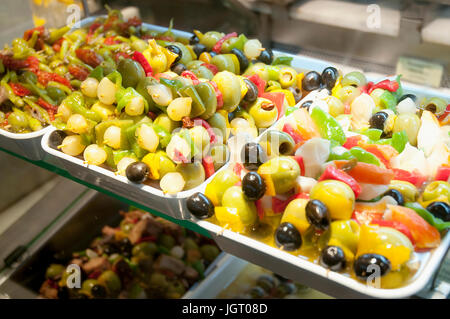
91;284;107;299
302;71;322;91
247;222;272;240
398;94;417;103
243;78;258;103
256;275;277;293
126;162;149;183
369;111;388;131
186;192;215;219
426;201;450;222
189;34;200;45
231;48;249;73
118;238;133;258
354;254;391;280
257;48;274;65
49;130;67;150
321;67;339;90
114;259;133;279
165;45;182;64
171;63;187;75
103;243;119;255
242;172;266;201
275;222;302;251
240;142;268;171
383;189;404;206
287;87;302;104
209;51;218;57
57;286;70;299
249;286;266;299
193;43;207;57
320;246;346;271
300;100;313;110
305;200;330;230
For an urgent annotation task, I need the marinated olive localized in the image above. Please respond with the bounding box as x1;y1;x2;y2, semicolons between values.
369;111;389;131
165;45;182;64
193;43;207;57
398;94;417;103
248;97;278;128
158;234;176;250
81;279;101;298
383;189;404;206
91;284;107;299
200;244;220;262
426;201;450;222
389;180;418;202
335;85;360;104
243;62;269;82
132;242;158;257
422;181;450;202
47;86;66;104
49;130;67;150
117;58;145;88
302;71;321;91
423;97;447;115
189;34;200;45
287;87;302;104
321;67;339;90
212;71;241;112
300;100;313;110
97;270;122;296
242;172;266;201
341;71;367;87
257;48;273;64
176;161;205;190
320;246;346;271
45;264;65;280
171;63;187;75
305;199;331;230
243;78;258;103
310;180;355;220
257;156;300;195
231;48;249;73
218;186;258;231
276;282;298;297
354;254;391;279
260;130;295;157
126;161;149;183
205;169;240;206
187;192;215;219
241;142;268;171
275;222;302;251
393;113;421;145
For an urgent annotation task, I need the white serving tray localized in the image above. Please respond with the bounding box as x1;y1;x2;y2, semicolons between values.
0;126;53;161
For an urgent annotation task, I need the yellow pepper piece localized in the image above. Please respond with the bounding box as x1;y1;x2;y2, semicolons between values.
332;75;343;97
419;194;449;208
215;207;245;233
296;72;304;91
142;153;160;180
33;15;46;27
143;39;168;74
162;47;179;69
281;198;310;234
199;52;212;64
327;220;360;262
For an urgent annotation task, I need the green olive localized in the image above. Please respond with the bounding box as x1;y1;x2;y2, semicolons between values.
310;180;355;220
257;156;300;195
212;71;241;112
423;181;450;202
243;62;269;82
149;272;169;289
209;144;230;171
54;65;68;76
132;242;158;257
8;111;29;131
197;82;217;120
211;54;240;74
422;97;448;115
158;234;176;250
45;264;65;280
335;85;360;104
183;238;199;251
259;130;295;157
191;65;214;80
205;169;240;206
172;42;193;65
97;270;121;296
388;180;419;202
118;58;146;88
327;96;345;117
200;31;224;50
341;71;367;87
81;279;100;295
200;244;220;262
176;161;205;190
248;97;278;128
278;66;297;88
47;86;67;104
131;38;149;52
207;112;228;143
221;186;258;226
393;113;421;146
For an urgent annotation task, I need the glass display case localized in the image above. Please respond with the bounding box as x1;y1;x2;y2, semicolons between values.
0;0;449;299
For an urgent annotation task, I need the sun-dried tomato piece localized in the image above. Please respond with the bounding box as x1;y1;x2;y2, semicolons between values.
75;48;103;68
68;65;90;81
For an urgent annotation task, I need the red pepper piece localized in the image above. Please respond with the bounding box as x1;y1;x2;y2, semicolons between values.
132;51;153;76
360;82;374;95
233;163;244;177
86;22;101;43
367;79;399;95
193;118;218;144
181;70;200;85
201;63;218;75
293;155;305;176
247;74;266;97
68;65;90;81
255;199;264;220
212;32;238;54
10;83;31;97
209;81;223;108
0;54;29;71
319;165;362;198
202;155;215;179
37;98;58;121
272;194;297;214
435;166;450;181
260;92;285;119
174;149;189;163
75;48;103;68
370;219;415;246
294;192;310;200
104;36;120;45
342;135;361;149
26;56;40;73
392;168;428;188
438;104;450;121
283;123;303;144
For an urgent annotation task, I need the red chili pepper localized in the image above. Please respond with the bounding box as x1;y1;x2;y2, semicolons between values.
260;92;285;119
255;199;264;220
104;36;120;45
37;98;58;121
23;26;45;41
202;155;215;179
131;51;153;76
212;32;238;54
193;118;218;144
293;155;305;176
233;163;244;177
10;83;31;97
272;194;297;214
392;168;428;188
209;81;223;108
201;63;218;75
319;165;362;198
86;22;101;43
36;71;72;90
438;104;450;121
283;123;303;144
342;135;361;149
367;79;399;95
75;48;103;68
247;74;266;97
370;219;415;245
68;65;90;81
435;166;450;181
360;82;374;95
181;70;200;85
88;270;102;279
174;149;189;163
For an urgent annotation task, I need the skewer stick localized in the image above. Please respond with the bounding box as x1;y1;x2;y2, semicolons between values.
217;224;229;236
